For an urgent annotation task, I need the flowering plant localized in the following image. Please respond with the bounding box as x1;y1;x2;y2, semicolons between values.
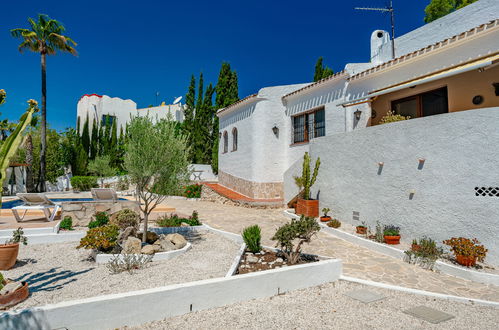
443;237;487;262
183;183;202;198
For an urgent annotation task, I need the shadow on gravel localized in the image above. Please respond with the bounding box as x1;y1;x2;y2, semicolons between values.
183;231;205;243
13;267;94;293
12;258;38;268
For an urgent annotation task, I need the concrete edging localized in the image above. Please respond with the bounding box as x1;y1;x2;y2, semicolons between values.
93;242;192;264
0;259;342;330
226;243;247;277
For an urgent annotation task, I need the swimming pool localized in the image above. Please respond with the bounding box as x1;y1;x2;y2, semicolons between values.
1;198;127;209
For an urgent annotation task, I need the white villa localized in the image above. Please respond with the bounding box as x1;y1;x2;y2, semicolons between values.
76;94;184;132
217;0;499;265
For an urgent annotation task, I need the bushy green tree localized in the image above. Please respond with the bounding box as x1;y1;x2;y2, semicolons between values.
424;0;477;23
88;155;116;187
124;116;190;243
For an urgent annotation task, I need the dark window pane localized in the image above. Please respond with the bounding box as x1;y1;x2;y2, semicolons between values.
314;108;325;138
422;88;448;116
293;115;305;143
393;98;417;118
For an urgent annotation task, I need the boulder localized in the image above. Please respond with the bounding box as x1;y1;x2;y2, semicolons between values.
141;245;156;255
138;231;159;244
246;255;259;263
117;226;137;245
165;233;187;249
123;237;141;254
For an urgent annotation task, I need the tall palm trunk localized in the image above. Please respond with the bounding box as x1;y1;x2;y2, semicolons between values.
25;134;35;192
39;52;47;192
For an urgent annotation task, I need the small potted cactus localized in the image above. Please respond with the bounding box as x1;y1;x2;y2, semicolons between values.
294;152;321;217
383;225;401;245
320;208;331;222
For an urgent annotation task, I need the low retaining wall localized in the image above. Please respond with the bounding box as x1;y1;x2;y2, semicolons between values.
0;259;342;330
93;243;192;264
61;200;140;226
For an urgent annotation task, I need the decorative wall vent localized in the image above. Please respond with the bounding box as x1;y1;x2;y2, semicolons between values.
353;211;360;221
475;187;499;197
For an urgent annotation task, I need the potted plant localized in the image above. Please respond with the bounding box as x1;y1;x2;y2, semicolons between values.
356;221;367;235
383;225;401;245
411;239;421;251
320;208;331;222
327;219;341;228
0;272;29;309
0;227;28;270
294;152;321;217
443;237;487;267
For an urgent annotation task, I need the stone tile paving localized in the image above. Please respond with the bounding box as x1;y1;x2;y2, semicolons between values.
164;198;499;302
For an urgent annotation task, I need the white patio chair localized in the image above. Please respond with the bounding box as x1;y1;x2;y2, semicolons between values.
91;188;118;202
12;193;61;222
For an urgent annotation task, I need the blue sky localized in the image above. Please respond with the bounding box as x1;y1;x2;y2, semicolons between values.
0;0;429;131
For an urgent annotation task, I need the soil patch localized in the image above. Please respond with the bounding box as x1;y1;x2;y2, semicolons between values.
236;249;318;275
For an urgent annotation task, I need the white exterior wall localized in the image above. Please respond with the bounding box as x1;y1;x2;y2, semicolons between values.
76;95;183;133
309;108;499;266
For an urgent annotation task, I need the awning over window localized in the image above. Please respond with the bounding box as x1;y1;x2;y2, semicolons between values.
341;53;499;107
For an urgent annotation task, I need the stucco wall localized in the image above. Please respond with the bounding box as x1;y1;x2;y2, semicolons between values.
370;65;499;125
308;107;499;266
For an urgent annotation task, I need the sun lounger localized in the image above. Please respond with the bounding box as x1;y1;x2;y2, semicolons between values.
91;188;118;202
12;193;61;222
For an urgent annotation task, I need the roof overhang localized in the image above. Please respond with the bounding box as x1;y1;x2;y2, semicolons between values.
216;94;260;117
340;53;499;107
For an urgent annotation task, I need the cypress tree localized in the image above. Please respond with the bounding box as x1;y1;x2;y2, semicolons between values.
109;119;118;168
81;114;91;156
313;57;334;82
202;83;215;164
90;118;98;160
76;116;81;135
184;75;196;162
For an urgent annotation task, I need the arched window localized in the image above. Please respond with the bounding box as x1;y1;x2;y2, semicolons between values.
232;128;238;151
223;131;228;153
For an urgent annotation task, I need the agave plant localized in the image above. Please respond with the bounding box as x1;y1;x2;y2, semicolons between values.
0;91;39;207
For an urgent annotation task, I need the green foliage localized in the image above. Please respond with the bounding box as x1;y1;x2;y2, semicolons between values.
77;224;119;252
88;155;116;187
107;254;152;274
81;114;90;156
327;219;341;228
383;225;400;236
6;227;28;245
405;237;444;270
156;211;201;227
379;110;410;124
183;183;202;198
242;225;262;253
60;216;73;230
271;215;320;264
125;116;191;242
313;57;335;82
70;176;98;191
110;209;139;230
322;208;330;216
374;221;384;243
424;0;477;23
294;152;320;200
88;211;109;229
0;272;4;290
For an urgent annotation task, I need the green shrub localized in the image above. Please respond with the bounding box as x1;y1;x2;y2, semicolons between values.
242;225;262;253
71;176;98;191
77;224;119;252
271;215;320;264
383;225;400;236
110;209;139;230
183;184;202;198
88;212;109;229
405;237;444;270
0;272;4;290
60;216;73;230
380;110;410;124
156;211;201;227
327;219;341;228
186;210;202;226
6;227;28;245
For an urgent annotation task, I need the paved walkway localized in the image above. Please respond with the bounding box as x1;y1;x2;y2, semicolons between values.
204;183;283;203
165;198;499;302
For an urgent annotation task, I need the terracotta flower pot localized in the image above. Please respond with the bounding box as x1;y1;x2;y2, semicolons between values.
411;244;421;252
0;281;29;309
456;255;477;267
295;199;319;218
356;226;367;235
0;243;19;270
384;235;401;245
320;216;331;222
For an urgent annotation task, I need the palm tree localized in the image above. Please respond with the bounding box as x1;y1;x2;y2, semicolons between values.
11;14;77;192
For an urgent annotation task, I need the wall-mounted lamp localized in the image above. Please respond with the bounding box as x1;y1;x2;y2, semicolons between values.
354;109;362;120
493;82;499;96
272;125;279;136
418;158;425;163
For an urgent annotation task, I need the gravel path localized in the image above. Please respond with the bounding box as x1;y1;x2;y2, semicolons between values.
125;281;499;330
4;232;239;309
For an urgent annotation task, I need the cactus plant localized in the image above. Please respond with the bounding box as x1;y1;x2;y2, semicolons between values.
0;91;39;207
294;152;321;200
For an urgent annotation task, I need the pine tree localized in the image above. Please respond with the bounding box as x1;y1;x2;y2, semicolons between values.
81;114;90;156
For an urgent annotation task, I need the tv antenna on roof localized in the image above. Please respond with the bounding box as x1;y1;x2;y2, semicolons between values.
173;96;182;106
355;0;396;59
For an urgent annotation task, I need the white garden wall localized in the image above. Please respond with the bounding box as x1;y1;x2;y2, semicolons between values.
308;107;499;266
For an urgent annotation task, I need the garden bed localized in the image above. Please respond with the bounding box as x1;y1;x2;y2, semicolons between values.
236;249;319;275
2;231;239;310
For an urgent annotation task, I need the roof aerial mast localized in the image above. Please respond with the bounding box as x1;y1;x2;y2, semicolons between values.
355;0;396;59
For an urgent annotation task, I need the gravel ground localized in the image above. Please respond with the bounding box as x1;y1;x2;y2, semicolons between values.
125;281;499;330
3;232;240;309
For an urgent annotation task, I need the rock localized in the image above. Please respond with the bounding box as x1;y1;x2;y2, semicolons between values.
138;231;159;244
0;282;23;295
123;237;141;254
246;255;259;263
159;239;176;251
141;245;156;255
152;244;161;252
165;233;187;249
276;258;284;263
117;226;137;245
180;222;190;227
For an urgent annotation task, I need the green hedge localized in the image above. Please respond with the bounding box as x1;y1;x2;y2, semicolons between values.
71;176;98;191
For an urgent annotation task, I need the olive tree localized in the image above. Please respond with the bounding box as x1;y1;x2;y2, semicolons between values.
124;116;190;242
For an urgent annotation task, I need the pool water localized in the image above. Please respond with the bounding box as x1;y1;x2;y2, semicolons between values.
1;198;127;209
